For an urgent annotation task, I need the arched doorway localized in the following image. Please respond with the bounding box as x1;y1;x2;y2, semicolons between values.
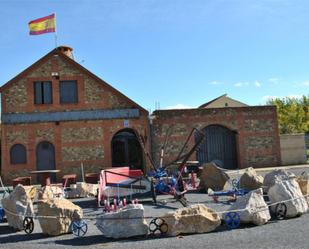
111;129;143;171
36;141;56;182
196;125;237;169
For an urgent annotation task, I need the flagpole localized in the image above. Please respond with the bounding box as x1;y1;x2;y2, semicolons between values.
54;12;58;48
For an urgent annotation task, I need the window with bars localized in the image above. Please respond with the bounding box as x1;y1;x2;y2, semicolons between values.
34;81;52;104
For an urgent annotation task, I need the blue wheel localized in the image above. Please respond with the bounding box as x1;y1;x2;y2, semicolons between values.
0;208;5;222
224;212;240;229
71;220;88;237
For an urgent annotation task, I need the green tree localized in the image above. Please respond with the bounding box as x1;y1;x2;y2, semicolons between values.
266;95;309;134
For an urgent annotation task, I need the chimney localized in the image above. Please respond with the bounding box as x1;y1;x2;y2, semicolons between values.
57;46;74;60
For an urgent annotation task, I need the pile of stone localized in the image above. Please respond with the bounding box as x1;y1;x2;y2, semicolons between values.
162;204;221;236
264;169;308;218
96;204;148;238
65;182;98;199
228;188;271;225
198;162;230;191
1;184;35;230
1;184;84;236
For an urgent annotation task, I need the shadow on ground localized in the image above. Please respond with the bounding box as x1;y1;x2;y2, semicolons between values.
0;232;48;243
0;224;18;235
53;234;175;246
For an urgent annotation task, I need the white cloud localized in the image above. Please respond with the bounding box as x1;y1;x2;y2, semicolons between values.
301;81;309;86
209;81;221;85
164;104;194;110
234;82;249;87
268;78;279;83
255;81;261;87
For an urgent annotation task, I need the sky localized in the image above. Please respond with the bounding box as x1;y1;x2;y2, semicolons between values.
0;0;308;112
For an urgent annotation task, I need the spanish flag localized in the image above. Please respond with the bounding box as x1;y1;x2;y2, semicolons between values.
28;14;56;35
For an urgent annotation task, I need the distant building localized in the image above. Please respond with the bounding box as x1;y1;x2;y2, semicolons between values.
0;46;281;184
199;94;248;108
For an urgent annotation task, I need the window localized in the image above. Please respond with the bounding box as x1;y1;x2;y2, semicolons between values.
34;81;52;104
10;144;27;164
60;80;78;104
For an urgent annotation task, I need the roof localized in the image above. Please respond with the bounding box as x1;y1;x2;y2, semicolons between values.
0;46;148;115
198;94;248;108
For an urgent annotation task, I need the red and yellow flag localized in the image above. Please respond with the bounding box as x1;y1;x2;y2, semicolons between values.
28;14;56;35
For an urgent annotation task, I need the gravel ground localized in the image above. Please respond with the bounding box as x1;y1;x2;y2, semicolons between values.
1;165;309;249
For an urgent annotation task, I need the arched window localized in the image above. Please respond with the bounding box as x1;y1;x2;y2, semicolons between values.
10;144;27;164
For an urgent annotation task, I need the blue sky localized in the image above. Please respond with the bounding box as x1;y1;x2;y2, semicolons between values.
1;0;308;112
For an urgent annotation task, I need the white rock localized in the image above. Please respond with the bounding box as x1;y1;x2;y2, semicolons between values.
268;178;308;218
263;169;295;192
228;188;271;225
95;204;148;238
163;204;221;236
1;184;34;230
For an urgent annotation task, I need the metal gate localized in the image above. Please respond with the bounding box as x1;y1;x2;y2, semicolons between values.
36;141;56;182
196;125;237;169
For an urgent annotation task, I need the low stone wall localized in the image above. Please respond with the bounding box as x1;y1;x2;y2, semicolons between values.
280;134;307;165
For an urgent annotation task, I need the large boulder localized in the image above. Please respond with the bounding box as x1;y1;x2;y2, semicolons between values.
163;204;221;236
263;169;295;192
199;163;230;191
95;204;148;238
37;198;83;236
65;182;98;199
1;184;34;230
239;167;264;191
268;178;308;218
228;188;271;225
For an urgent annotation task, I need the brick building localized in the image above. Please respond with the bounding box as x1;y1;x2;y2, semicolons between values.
151;106;281;169
0;46;281;184
0;46;150;184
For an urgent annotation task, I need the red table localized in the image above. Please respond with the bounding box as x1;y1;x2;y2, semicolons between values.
30;170;60;186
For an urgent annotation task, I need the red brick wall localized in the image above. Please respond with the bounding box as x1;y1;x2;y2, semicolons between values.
151;106;281;169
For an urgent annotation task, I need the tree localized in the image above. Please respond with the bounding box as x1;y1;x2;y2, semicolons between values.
266;95;309;134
